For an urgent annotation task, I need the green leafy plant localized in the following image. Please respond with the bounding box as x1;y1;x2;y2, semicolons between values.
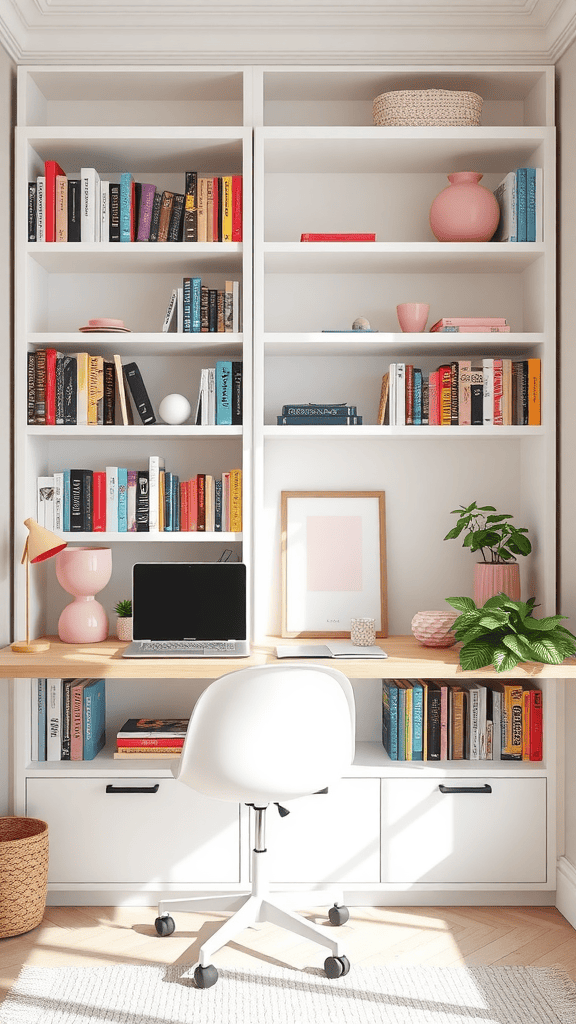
446;594;576;672
444;501;532;564
114;599;132;618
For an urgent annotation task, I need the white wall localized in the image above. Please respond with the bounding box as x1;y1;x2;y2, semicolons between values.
0;46;14;814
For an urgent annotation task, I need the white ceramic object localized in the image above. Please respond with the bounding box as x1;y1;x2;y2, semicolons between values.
159;393;192;425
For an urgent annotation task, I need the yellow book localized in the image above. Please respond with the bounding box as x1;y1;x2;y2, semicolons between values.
222;176;233;241
87;355;104;425
528;358;541;425
75;351;89;426
229;468;242;532
158;471;165;531
405;683;413;761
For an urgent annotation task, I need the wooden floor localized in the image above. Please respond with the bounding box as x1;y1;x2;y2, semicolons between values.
1;904;576;1000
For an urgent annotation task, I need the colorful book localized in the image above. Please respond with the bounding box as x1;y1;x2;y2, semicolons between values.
119;172;135;242
136;183;156;241
300;232;376;241
82;679;106;760
216;361;233;425
80;167;101;242
44;160;66;242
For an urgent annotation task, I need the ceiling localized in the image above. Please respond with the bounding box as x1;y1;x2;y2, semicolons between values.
0;0;573;65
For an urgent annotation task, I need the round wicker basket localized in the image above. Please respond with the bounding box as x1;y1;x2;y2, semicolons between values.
0;817;49;937
373;89;483;127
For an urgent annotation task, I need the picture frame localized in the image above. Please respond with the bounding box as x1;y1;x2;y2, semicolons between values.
281;491;387;638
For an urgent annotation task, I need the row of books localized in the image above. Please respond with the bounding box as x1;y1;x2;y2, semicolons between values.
276;402;363;425
28;164;243;243
382;680;543;762
429;317;510;333
195;362;243;426
379;358;541;427
162;279;241;333
32;678;106;761
37;462;242;534
114;717;189;759
492;167;542;243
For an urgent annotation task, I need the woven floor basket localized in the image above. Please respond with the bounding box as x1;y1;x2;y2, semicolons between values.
373;89;483;127
0;817;49;937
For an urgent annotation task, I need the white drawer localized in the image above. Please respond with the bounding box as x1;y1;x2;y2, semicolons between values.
381;776;546;884
27;777;241;885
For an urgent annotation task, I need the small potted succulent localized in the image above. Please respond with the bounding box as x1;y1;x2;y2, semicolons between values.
444;501;532;605
114;599;132;642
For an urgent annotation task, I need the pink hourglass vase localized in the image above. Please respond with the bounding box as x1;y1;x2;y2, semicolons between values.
56;547;112;643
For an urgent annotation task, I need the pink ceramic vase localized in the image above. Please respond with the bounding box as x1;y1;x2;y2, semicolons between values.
411;610;459;648
429;171;500;242
56;546;112;643
473;562;520;607
396;302;430;332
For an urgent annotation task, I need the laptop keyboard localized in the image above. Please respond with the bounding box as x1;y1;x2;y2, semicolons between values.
138;640;237;653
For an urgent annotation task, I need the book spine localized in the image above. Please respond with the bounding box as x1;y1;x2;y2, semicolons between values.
526;167;537;242
123;362;156;425
483;358;494;426
55;175;67;242
222;176;233;241
108;183;120;241
44;160;65;243
69;469;83;531
127;470;138;532
62;469;70;532
276;415;363;424
27;351;36;424
81;470;93;531
53;471;64;532
281;404;358;416
411;682;423;760
148;191;162;242
167;192;185;241
232;175;242;241
103;360;115;424
117;467;128;532
216;361;233;425
502;683;523;759
80;168;99;242
37;678;47;761
191;277;202;332
82;679;106;760
232;362;243;425
440;685;448;761
36;176;45;242
119;173;135;242
44;348;57;424
55;353;65;424
529;689;543;761
61;678;74;760
516;167;528;242
182;278;192;332
105;466;118;533
208;289;218;332
28;181;37;241
148;456;165;533
100;180;109;243
63;355;77;425
230;468;242;532
70;680;85;760
449;361;459;426
34;348;47;424
184;171;198;241
76;351;89;426
92;471;106;531
46;678;62;761
470;368;484;425
136;471;149;531
157;190;174;242
528;358;541;425
136;183;156;241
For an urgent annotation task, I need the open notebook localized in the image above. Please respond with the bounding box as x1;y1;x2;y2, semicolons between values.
275;642;387;659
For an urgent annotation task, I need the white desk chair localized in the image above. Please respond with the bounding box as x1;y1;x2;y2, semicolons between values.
155;662;355;988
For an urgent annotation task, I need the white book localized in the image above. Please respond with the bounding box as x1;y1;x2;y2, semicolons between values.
492;170;517;242
53;471;64;532
148;455;165;533
176;286;184;333
205;474;215;531
232;280;240;333
396;363;406;426
37;475;55;530
502;358;513;425
80;167;101;242
31;678;40;761
207;367;216;425
106;466;118;533
482;358;494;425
162;289;178;332
46;679;62;761
388;363;396;427
36;176;45;242
491;689;502;760
100;180;110;242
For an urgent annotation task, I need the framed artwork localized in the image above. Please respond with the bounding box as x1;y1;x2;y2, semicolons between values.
281;491;387;638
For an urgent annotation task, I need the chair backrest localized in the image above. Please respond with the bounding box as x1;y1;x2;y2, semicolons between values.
174;663;355;805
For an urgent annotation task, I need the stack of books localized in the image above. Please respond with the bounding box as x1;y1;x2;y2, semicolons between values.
114;718;189;759
163;279;241;333
492;167;542;243
276;403;363;425
31;678;105;762
430;317;510;333
382;679;543;762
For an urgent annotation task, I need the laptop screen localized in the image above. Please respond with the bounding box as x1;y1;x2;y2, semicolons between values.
132;562;247;642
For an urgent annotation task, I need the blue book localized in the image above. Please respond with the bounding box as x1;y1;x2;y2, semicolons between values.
117;467;128;532
413;369;422;425
182;277;192;332
172;474;180;531
82;678;106;760
381;681;398;760
191;277;202;332
214;478;222;531
62;469;71;532
164;471;173;531
37;678;47;761
526;167;537;242
397;683;407;761
119;173;134;242
516;167;528;242
216;361;233;425
411;680;424;761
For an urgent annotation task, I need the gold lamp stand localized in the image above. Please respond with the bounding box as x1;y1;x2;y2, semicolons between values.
11;518;67;654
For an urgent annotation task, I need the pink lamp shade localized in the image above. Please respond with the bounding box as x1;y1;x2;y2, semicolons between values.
56;546;112;643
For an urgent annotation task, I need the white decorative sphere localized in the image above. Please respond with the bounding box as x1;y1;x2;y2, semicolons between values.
159;393;192;425
352;316;371;331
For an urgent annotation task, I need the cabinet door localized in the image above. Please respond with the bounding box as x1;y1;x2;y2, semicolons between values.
257;777;381;884
27;778;240;884
381;777;546;884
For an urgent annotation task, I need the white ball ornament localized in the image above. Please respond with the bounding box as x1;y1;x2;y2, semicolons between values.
159;393;192;425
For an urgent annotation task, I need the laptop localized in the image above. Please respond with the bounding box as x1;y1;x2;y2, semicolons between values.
122;561;249;658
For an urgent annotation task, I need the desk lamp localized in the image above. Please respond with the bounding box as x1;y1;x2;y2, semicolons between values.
11;518;67;653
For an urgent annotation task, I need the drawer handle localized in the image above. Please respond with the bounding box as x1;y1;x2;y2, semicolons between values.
105;784;160;794
438;784;492;795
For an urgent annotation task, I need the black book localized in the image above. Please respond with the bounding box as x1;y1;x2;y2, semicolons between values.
62;354;77;425
208;289;218;332
109;183;120;241
82;469;93;531
123;362;156;424
70;469;84;531
61;678;74;760
184;171;197;241
232;361;243;425
167;193;185;241
28;182;37;241
200;285;209;332
103;360;115;424
148;192;162;242
471;382;484;425
217;176;223;241
55;353;65;424
27;351;36;424
136;470;149;531
133;182;142;239
426;683;441;760
67;180;81;242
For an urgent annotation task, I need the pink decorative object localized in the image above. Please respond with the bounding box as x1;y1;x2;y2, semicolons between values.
429;171;500;242
473;562;520;607
396;302;430;332
56;546;112;643
411;610;459;647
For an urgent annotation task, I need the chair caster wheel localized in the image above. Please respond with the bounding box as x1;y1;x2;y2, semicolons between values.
194;964;219;988
324;955;350;978
154;915;175;936
328;904;350;926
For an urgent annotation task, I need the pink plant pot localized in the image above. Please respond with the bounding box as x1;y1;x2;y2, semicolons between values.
473;562;521;607
429;171;500;242
396;302;430;332
56;546;112;643
411;610;459;648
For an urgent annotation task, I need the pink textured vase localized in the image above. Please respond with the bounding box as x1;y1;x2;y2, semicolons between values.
411;610;459;648
429;171;500;242
56;546;112;643
473;562;520;607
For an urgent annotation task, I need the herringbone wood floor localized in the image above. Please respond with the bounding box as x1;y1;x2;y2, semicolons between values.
1;904;576;1001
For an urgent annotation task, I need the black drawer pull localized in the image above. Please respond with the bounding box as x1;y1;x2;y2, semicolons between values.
105;784;160;794
438;784;492;795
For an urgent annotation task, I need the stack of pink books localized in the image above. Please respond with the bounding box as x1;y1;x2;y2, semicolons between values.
430;317;510;333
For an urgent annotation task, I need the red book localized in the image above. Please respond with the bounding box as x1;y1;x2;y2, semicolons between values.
180;480;189;532
529;689;543;761
118;737;185;748
92;471;106;531
44;348;57;425
300;232;376;241
232;175;242;241
44;160;65;242
213;176;219;242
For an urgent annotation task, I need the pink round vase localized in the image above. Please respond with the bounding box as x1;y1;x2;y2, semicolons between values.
56;546;112;643
396;302;430;332
411;610;459;648
473;562;520;607
429;171;500;242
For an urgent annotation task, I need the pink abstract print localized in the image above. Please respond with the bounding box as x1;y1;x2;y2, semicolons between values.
306;515;362;591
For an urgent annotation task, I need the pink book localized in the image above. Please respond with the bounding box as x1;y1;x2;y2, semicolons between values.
300;232;376;241
430;317;507;330
493;359;504;425
428;369;440;425
458;360;472;425
189;477;198;531
432;325;511;333
440;685;448;761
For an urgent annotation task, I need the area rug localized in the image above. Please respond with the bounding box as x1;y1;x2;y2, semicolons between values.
0;963;575;1024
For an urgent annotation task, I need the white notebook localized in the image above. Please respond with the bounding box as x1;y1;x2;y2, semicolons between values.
275;642;387;659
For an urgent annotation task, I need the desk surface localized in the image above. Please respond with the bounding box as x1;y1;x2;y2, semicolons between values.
0;635;574;678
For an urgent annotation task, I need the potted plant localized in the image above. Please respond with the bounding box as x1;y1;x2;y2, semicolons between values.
114;599;132;642
446;594;576;672
444;501;532;604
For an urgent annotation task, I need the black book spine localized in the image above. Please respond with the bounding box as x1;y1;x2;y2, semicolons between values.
103;360;115;424
27;351;36;424
521;360;529;425
61;679;73;759
82;470;93;531
167;193;185;241
28;182;37;241
109;183;120;242
471;383;484;425
208;289;218;332
232;361;243;425
136;470;149;531
67;180;81;242
55;353;65;424
63;355;77;425
123;362;156;424
184;171;197;241
133;181;142;239
427;687;441;760
70;469;84;531
148;192;162;242
200;285;209;332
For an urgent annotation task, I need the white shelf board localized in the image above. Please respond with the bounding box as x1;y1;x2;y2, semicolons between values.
27;242;243;275
57;532;242;542
263;332;544;357
263;242;545;275
351;741;548;777
264;425;544;438
26;425;243;438
27;333;244;357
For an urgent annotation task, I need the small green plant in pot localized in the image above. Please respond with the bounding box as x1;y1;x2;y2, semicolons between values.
446;594;576;672
114;599;132;642
444;502;532;604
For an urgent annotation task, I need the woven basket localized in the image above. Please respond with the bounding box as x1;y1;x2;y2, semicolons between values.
373;89;483;127
0;817;49;937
